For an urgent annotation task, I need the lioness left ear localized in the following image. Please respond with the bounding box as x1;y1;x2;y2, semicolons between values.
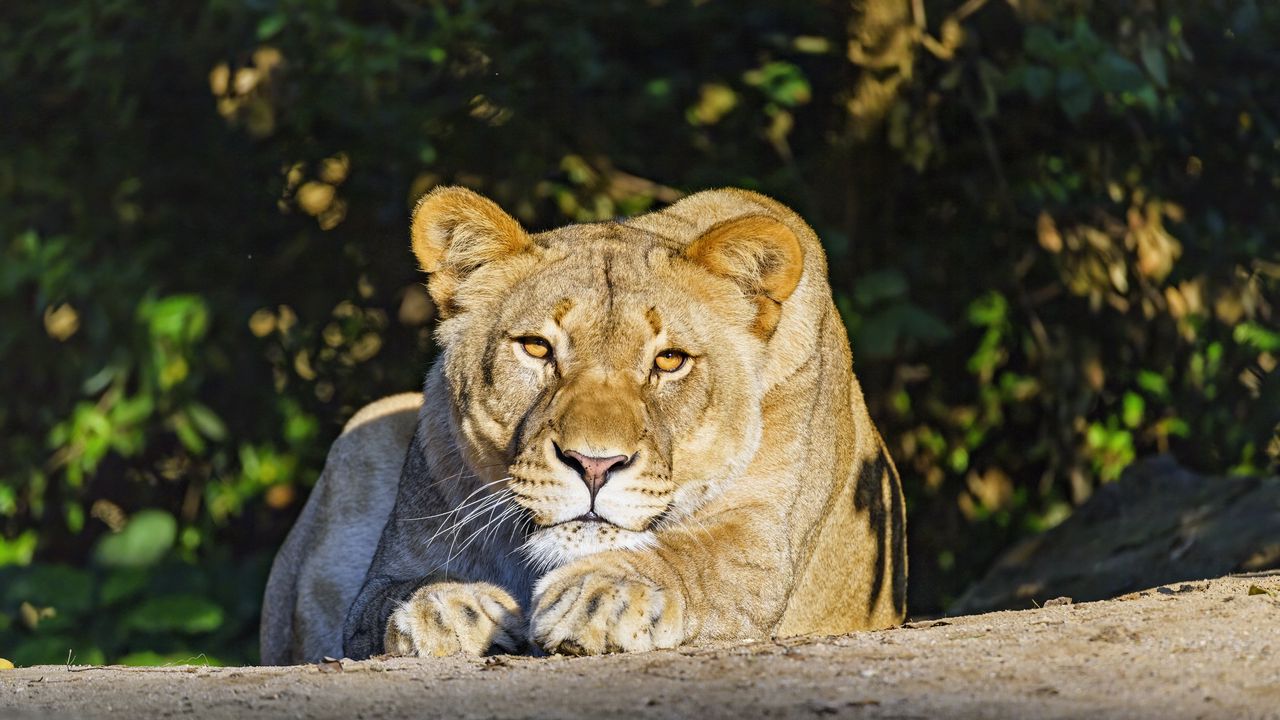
685;215;805;337
411;186;530;317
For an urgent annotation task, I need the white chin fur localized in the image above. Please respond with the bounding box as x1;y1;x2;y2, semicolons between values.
521;522;656;574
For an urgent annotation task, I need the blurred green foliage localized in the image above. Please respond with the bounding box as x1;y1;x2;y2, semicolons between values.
1;0;1277;665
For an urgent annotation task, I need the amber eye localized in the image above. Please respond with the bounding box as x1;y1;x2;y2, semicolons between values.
519;337;553;360
654;349;688;373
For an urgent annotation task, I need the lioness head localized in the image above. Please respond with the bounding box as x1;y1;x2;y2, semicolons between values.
413;187;805;570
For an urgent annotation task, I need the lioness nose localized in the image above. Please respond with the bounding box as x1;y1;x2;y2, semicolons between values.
558;448;630;499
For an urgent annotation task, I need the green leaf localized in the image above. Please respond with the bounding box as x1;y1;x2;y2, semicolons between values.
1122;392;1145;429
94;510;177;568
111;394;154;427
853;311;900;359
1093;51;1148;93
742;61;811;107
139;294;208;344
967;291;1008;327
1021;65;1054;101
124;594;224;634
8;636;104;667
1070;18;1104;55
172;413;206;454
81;365;118;395
1234;321;1280;352
1164;418;1190;437
1023;26;1061;62
0;564;93;615
1139;34;1168;88
897;304;952;343
0;530;37;567
187;403;227;442
257;14;286;41
1056;69;1095;119
100;567;150;605
853;270;908;307
1136;370;1170;400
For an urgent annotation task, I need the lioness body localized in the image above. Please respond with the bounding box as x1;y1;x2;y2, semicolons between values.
261;188;905;664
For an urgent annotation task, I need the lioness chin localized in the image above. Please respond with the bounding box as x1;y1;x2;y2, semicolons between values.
260;187;905;664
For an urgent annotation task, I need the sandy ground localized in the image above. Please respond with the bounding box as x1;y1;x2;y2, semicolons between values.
2;572;1278;720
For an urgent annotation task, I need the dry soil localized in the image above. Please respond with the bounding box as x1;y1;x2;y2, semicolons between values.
3;573;1278;720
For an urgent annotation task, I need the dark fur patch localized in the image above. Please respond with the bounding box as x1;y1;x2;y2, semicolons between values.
584;589;606;619
553;298;574;325
481;337;498;387
646;306;663;335
853;450;889;618
850;444;907;620
461;604;480;625
887;458;907;617
602;251;616;317
429;606;448;628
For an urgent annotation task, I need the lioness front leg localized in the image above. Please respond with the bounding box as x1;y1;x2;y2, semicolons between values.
530;553;684;655
530;511;793;656
385;581;525;657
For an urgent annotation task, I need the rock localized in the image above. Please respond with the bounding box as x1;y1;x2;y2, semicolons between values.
951;455;1280;614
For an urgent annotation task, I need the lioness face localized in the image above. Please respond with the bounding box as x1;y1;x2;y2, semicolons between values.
417;189;803;571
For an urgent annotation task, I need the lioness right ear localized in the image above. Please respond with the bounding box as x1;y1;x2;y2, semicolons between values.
410;186;530;317
685;214;805;338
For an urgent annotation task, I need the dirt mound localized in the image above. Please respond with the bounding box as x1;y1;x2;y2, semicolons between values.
3;573;1278;719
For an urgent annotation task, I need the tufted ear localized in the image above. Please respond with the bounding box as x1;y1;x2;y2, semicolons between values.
410;186;530;317
684;214;805;338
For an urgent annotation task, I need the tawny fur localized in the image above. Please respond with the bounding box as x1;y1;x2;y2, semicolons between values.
260;187;906;664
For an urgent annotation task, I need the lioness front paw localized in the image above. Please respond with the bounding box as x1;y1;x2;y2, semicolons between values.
384;582;524;657
530;558;683;655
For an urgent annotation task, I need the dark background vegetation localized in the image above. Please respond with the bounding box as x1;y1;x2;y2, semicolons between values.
2;0;1277;666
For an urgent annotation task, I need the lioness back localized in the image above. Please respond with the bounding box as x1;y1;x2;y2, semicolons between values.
260;392;421;665
262;187;905;663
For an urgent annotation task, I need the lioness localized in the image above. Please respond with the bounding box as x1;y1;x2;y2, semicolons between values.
260;187;905;664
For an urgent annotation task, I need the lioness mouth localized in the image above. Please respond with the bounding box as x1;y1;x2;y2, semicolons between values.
550;511;616;528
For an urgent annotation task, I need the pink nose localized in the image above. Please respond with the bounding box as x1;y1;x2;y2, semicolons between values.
560;449;630;499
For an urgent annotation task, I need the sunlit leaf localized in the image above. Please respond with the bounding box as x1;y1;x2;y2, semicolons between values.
742;62;811;107
256;14;286;41
187;403;227;442
1234;322;1280;352
967;292;1008;327
94;510;177;568
1122;392;1145;429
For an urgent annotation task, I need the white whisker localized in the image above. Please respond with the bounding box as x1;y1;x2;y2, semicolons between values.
399;476;509;521
434;495;520;573
420;484;513;550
